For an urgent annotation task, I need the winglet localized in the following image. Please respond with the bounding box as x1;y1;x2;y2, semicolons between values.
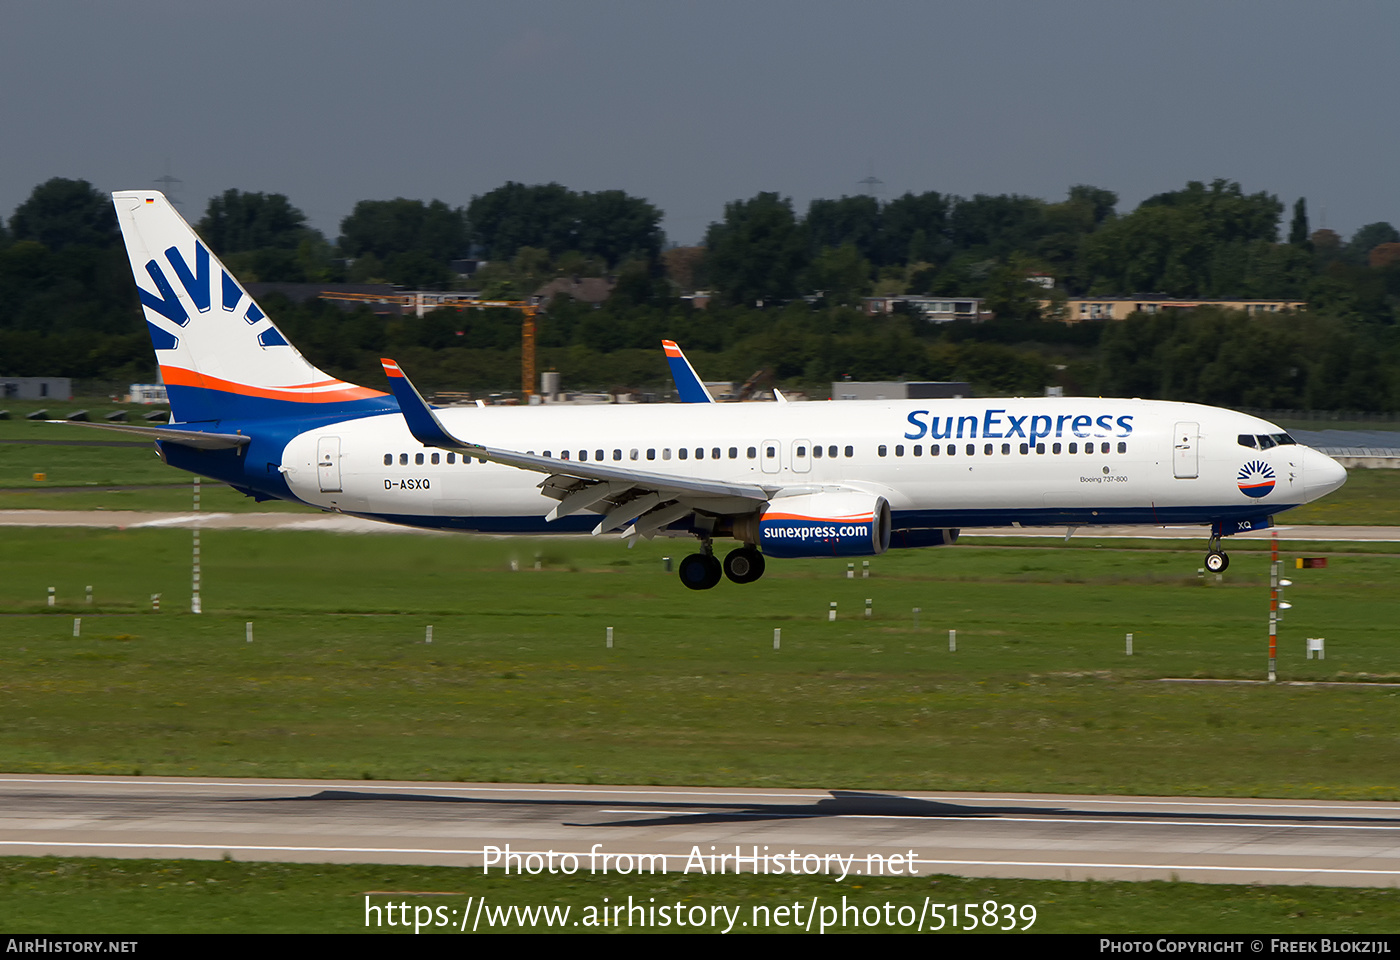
662;340;715;403
380;358;472;450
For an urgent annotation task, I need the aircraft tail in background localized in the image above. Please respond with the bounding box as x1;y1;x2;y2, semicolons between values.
111;191;391;424
662;340;715;403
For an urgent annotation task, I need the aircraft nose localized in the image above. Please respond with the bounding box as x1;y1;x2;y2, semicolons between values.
1303;447;1347;502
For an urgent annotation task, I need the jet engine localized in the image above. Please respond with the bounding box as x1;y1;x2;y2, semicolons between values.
733;492;892;558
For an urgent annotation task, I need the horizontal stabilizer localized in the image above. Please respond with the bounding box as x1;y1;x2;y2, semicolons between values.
49;419;251;450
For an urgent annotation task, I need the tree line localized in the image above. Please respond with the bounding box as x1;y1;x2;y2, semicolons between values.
1;175;1399;410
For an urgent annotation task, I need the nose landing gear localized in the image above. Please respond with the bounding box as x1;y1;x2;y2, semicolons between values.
1205;532;1230;573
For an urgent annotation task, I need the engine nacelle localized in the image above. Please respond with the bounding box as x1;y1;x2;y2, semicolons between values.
734;492;892;559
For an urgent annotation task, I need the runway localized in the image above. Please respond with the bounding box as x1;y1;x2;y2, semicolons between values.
2;775;1398;887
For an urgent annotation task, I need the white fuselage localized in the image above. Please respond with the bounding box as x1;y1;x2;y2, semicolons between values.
277;397;1345;536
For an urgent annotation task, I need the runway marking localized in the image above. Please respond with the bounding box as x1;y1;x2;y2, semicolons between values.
0;841;1396;880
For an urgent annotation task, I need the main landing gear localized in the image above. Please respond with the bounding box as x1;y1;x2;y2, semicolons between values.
1205;533;1230;573
678;543;766;590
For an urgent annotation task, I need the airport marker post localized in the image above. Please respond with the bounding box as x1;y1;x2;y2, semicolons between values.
1268;531;1278;682
191;477;202;615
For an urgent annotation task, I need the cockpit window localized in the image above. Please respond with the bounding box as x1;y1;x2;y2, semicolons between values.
1257;435;1277;450
1274;433;1296;445
1238;434;1257;449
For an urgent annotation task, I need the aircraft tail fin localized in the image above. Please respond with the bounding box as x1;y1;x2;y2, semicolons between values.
112;191;390;424
662;340;715;403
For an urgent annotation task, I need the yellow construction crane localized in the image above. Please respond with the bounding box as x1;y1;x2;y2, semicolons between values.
318;292;541;398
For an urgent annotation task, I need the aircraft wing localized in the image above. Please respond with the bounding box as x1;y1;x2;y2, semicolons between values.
380;358;777;539
47;419;252;450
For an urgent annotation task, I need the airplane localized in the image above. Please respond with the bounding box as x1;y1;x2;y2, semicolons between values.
80;190;1348;590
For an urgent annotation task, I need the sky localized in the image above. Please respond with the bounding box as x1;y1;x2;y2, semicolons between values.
2;0;1395;246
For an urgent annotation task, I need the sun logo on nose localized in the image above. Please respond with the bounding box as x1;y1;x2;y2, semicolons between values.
1237;460;1276;498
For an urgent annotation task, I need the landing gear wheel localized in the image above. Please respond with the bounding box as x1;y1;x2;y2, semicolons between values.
723;547;766;584
1205;551;1229;573
679;552;723;590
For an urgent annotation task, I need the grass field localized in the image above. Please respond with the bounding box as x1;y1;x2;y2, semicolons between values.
3;526;1398;796
4;857;1399;934
5;400;1400;932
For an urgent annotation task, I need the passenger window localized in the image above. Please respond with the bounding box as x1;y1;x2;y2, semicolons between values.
844;446;854;457
647;448;656;460
663;449;671;460
947;444;956;456
930;444;940;456
678;448;687;460
613;449;622;461
878;445;887;457
447;453;456;464
766;446;776;458
966;444;974;456
1068;443;1078;454
543;451;551;459
1052;443;1061;455
630;449;639;460
796;446;806;458
712;447;721;459
415;453;424;465
399;453;408;465
829;445;838;458
1019;444;1028;455
1117;442;1127;453
1036;443;1046;454
561;451;570;460
1001;443;1010;455
747;447;757;459
383;454;392;466
579;450;588;461
912;444;921;457
1101;442;1111;454
895;445;904;457
984;443;993;455
431;453;440;465
596;450;604;461
729;447;738;459
813;445;823;459
695;448;704;459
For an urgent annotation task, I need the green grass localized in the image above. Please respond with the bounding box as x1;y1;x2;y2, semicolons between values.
3;857;1398;934
1284;468;1400;525
3;527;1399;797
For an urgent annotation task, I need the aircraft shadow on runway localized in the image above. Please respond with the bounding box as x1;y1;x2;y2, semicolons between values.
232;789;1399;830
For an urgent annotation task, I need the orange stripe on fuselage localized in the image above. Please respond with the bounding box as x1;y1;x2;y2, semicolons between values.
763;513;875;523
159;366;386;403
